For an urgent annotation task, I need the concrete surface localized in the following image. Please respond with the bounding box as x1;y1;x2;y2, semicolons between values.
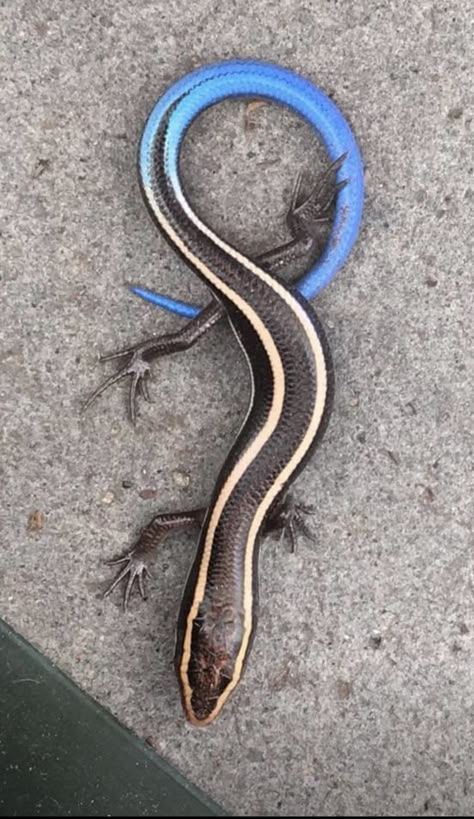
1;1;473;815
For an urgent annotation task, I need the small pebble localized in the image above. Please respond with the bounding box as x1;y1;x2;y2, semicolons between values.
172;469;191;488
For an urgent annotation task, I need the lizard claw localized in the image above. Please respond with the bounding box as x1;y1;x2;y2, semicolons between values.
267;496;316;553
287;153;348;240
82;346;152;424
104;550;153;610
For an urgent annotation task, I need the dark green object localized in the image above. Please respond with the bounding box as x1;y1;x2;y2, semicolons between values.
0;618;225;817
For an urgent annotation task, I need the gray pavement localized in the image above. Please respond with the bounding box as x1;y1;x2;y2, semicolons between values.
1;1;473;815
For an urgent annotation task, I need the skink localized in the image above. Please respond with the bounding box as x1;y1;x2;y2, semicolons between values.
85;60;364;726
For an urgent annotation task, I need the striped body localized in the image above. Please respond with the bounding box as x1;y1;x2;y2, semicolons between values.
139;63;340;726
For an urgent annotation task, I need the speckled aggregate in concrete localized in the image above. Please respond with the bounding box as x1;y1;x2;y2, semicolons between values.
1;1;473;815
